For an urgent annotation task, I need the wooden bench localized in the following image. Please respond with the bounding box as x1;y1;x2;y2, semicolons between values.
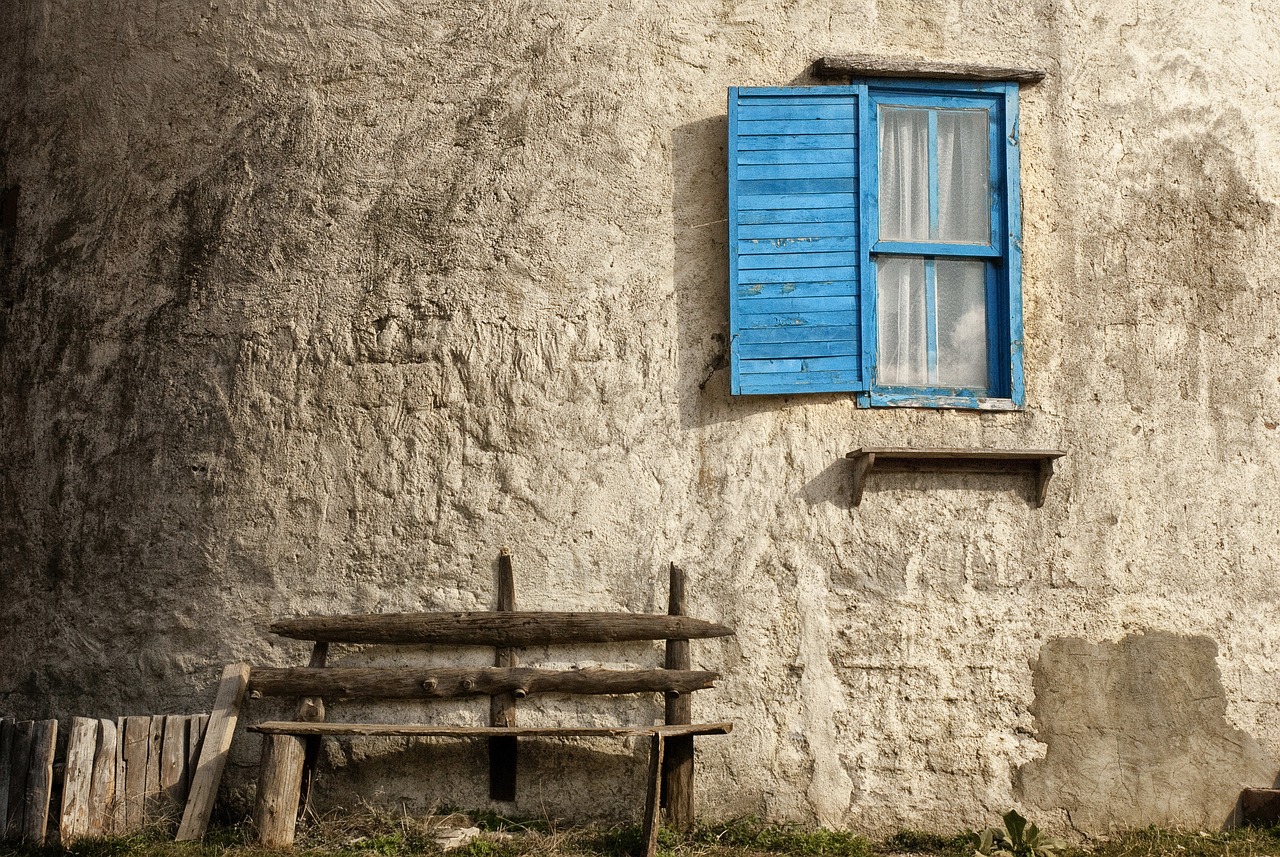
246;555;734;856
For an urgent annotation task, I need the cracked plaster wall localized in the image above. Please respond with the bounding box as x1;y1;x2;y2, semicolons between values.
3;0;1280;835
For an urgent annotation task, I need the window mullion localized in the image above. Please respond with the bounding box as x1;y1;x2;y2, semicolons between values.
924;257;938;383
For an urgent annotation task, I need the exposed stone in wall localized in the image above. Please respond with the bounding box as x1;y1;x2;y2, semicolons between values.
3;0;1280;835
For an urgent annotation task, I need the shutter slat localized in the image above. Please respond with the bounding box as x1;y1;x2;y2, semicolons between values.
736;325;860;345
736;295;857;315
738;266;858;285
735;309;858;329
737;281;857;299
738;355;859;374
738;134;858;151
737;177;855;196
738;208;858;226
736;162;857;181
739;250;857;270
737;149;855;166
736;339;862;360
738;236;858;255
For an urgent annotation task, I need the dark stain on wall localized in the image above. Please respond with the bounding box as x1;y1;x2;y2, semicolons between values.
1017;632;1276;830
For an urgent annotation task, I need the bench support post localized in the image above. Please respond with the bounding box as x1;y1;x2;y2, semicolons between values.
662;564;695;831
641;732;665;857
255;734;305;847
489;548;519;800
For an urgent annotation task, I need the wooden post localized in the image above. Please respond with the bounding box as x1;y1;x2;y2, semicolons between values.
88;719;118;837
22;719;56;844
640;732;665;857
488;547;518;801
176;663;251;841
662;563;695;831
297;642;329;820
60;717;98;842
254;734;306;847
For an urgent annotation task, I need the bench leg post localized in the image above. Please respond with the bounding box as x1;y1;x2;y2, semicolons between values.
641;733;665;857
661;735;694;831
255;734;306;847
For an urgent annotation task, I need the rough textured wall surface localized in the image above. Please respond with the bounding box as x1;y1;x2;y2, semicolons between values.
3;0;1280;835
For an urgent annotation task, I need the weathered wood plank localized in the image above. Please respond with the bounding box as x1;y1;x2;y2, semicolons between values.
112;718;127;834
663;564;695;831
145;717;164;820
176;664;251;842
270;612;735;646
121;716;151;833
59;717;98;842
249;666;719;700
248;722;734;738
812;55;1047;84
22;719;56;844
0;718;13;837
254;734;306;848
160;714;188;817
184;715;208;798
87;719;118;837
489;548;518;801
7;720;33;839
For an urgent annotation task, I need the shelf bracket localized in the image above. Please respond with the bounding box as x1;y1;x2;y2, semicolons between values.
846;447;1066;508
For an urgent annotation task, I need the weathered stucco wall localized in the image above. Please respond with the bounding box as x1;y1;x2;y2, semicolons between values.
3;0;1280;835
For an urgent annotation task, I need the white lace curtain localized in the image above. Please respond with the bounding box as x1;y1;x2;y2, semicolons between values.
876;106;991;388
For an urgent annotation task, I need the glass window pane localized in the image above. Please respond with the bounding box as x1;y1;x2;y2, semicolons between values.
878;108;929;242
936;109;990;244
935;259;989;388
876;257;928;386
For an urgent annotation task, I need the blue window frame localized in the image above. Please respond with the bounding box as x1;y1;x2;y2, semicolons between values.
727;79;1024;409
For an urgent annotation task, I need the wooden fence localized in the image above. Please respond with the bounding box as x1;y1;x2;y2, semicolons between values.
0;713;210;845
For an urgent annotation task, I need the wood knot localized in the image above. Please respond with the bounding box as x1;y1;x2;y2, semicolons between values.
512;688;528;699
248;690;263;700
421;678;438;691
461;678;475;691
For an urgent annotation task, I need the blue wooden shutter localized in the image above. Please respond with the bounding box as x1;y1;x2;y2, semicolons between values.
728;86;866;395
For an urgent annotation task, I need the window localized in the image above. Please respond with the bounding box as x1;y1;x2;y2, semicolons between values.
727;79;1024;409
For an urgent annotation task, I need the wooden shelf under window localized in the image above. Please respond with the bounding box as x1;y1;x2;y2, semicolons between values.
845;447;1066;508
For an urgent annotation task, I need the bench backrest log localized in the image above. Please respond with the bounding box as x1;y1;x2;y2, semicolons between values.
248;559;733;833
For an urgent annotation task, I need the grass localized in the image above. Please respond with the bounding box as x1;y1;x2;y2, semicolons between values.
5;817;1280;857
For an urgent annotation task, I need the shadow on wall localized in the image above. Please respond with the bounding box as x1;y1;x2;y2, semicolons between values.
1016;631;1277;832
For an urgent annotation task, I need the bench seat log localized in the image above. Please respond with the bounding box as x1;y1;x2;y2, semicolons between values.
248;722;733;738
270;612;734;646
248;667;718;699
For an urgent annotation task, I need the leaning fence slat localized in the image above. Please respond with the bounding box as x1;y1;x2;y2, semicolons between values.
88;719;118;837
176;664;251;841
0;718;13;836
22;719;56;844
60;717;98;842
